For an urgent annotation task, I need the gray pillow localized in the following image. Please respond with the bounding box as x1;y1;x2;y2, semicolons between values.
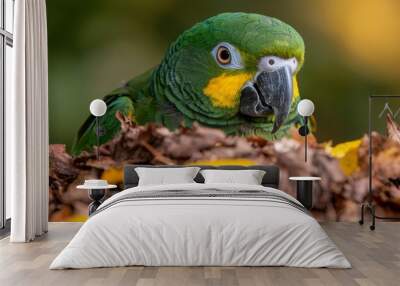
200;169;266;185
135;167;201;186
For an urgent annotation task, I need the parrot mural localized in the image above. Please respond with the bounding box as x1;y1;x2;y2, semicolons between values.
72;12;305;155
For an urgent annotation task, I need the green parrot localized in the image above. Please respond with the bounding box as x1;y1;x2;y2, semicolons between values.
72;12;305;155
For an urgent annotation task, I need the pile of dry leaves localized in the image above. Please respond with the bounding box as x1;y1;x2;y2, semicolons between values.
49;112;400;221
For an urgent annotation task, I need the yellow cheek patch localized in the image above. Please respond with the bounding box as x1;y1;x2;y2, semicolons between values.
293;76;300;101
203;73;252;108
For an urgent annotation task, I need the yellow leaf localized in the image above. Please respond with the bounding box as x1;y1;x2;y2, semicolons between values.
327;139;362;175
187;159;256;166
101;166;124;184
65;215;88;222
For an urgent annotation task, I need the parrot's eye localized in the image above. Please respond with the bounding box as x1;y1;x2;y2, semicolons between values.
216;46;231;65
212;42;243;70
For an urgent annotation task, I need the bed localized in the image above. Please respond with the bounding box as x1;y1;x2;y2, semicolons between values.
50;165;350;269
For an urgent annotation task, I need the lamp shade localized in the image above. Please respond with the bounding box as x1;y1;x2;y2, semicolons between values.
89;99;107;117
297;99;315;117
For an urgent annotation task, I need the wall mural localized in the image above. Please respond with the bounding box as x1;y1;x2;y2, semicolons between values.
48;9;400;222
72;13;304;155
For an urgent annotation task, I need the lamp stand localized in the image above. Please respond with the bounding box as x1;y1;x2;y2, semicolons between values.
95;116;100;161
304;116;308;162
298;116;309;162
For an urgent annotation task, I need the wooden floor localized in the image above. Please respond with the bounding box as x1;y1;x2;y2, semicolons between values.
0;222;399;286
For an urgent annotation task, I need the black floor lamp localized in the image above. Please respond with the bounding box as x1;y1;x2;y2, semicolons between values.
359;95;400;230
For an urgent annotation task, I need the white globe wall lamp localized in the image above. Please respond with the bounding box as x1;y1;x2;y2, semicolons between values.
89;99;107;160
297;99;315;162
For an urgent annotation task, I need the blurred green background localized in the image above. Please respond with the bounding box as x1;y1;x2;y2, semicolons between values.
47;0;400;150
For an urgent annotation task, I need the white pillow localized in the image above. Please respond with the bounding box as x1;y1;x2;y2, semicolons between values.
200;169;266;185
135;167;200;186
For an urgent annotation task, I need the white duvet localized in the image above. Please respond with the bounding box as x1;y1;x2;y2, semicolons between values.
50;183;351;269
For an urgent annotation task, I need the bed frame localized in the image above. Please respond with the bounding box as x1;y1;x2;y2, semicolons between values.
86;165;280;214
123;164;280;189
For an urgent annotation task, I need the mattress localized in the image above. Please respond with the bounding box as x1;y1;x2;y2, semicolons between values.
50;183;351;269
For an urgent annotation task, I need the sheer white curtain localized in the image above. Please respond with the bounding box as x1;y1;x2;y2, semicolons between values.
7;0;48;242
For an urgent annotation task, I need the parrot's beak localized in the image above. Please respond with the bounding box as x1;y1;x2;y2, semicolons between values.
239;66;293;133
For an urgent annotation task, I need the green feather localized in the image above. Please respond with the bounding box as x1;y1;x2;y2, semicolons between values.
72;96;134;155
71;69;153;155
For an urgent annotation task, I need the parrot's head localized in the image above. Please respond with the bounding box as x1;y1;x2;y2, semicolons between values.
155;12;305;137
